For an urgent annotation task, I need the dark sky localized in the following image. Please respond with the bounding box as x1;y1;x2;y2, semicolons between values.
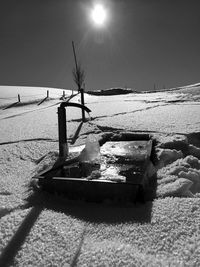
0;0;200;91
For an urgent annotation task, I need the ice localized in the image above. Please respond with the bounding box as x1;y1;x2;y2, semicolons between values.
78;134;100;163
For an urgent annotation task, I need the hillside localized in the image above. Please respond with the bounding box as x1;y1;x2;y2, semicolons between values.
0;83;200;266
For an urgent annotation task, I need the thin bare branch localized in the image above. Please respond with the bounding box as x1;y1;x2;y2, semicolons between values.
72;63;85;91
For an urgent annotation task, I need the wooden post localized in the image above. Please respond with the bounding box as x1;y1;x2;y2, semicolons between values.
18;94;21;102
63;91;65;98
80;82;85;121
80;88;85;121
47;90;49;98
58;107;68;158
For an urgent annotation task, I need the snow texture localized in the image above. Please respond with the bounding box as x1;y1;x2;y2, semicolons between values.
0;84;200;266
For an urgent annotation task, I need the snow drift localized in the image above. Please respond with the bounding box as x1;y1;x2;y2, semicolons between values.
0;83;200;266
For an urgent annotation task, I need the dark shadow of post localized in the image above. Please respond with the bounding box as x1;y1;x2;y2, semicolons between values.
70;226;86;267
0;206;43;267
3;101;20;110
70;122;83;145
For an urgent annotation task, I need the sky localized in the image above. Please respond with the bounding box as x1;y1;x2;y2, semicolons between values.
0;0;200;91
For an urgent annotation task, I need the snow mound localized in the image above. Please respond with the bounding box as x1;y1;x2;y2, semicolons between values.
157;178;193;198
188;144;200;158
157;156;200;197
155;131;200;198
155;134;188;150
156;148;183;168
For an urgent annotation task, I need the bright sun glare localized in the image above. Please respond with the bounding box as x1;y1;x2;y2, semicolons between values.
91;4;107;26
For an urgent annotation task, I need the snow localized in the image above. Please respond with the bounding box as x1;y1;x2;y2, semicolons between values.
0;86;72;108
0;84;200;266
157;155;200;197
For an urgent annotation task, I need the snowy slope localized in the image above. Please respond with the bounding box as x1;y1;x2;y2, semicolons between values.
0;84;200;266
0;86;72;108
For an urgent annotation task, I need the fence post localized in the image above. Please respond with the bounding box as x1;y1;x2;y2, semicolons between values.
80;88;85;122
47;90;49;98
18;94;21;102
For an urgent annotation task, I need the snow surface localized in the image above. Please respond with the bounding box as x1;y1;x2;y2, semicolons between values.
0;86;72;108
0;84;200;266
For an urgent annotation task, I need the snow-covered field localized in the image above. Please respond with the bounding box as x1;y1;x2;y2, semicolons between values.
0;84;200;266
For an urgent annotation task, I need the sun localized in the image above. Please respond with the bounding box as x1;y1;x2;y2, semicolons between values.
91;4;107;26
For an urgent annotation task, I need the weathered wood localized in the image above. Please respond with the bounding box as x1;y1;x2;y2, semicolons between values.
58;106;68;158
37;176;139;202
80;88;85;122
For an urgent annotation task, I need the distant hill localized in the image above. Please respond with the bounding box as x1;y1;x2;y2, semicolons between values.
87;88;137;96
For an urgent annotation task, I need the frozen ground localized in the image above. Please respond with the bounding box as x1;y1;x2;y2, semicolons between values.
0;84;200;266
